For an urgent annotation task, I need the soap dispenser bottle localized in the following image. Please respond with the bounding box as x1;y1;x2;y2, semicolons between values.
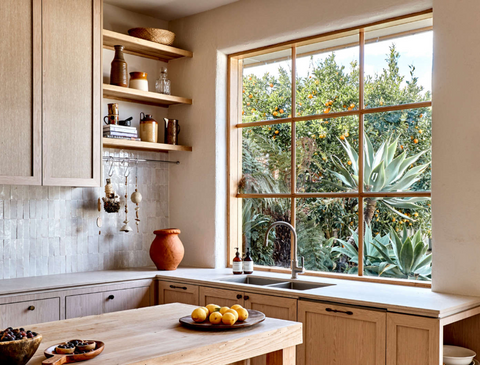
233;247;243;275
243;248;254;274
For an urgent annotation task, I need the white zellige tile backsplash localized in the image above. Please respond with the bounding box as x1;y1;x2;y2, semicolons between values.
0;149;169;279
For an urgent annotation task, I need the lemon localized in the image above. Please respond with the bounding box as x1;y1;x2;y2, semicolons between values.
191;308;207;323
226;309;239;322
231;304;243;311
219;306;230;315
222;312;236;326
206;304;220;315
200;307;209;316
209;312;223;324
236;307;249;322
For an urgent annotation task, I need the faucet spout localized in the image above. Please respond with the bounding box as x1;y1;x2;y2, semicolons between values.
264;221;305;279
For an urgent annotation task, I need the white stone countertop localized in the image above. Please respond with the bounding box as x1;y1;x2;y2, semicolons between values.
1;267;479;318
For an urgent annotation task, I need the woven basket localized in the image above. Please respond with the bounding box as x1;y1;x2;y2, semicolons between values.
128;28;175;46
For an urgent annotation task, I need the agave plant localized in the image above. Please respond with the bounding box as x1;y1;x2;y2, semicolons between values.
329;134;430;225
333;225;432;280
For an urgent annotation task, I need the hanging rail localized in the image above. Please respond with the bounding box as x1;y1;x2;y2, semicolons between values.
102;156;180;165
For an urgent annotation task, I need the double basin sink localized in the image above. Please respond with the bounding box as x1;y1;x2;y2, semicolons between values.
220;276;334;291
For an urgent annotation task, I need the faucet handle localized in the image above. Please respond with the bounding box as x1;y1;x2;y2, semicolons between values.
300;256;305;269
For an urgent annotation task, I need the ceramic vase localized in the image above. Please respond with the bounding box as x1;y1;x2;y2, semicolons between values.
110;45;128;87
150;229;184;270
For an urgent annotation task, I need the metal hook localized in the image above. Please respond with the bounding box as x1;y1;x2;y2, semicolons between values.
108;156;115;177
122;160;131;177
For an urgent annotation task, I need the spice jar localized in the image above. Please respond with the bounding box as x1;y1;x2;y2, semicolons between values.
140;112;158;143
129;72;148;92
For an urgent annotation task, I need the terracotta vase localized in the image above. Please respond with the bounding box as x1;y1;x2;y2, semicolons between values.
150;229;184;270
110;45;128;87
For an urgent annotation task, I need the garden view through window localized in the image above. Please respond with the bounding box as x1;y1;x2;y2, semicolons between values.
230;13;433;283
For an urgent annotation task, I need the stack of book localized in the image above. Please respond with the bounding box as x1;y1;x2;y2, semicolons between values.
103;125;140;141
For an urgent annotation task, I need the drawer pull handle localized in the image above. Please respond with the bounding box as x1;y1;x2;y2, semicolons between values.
326;308;353;315
170;285;187;290
27;306;35;311
107;295;115;300
236;294;242;299
244;295;249;300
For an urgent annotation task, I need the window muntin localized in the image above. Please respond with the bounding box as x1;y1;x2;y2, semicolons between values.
229;11;433;286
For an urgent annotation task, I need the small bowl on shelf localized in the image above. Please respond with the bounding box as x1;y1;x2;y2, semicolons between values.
0;334;43;365
443;345;476;365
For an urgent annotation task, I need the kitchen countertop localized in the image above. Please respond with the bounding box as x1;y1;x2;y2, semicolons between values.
1;267;479;318
28;303;302;365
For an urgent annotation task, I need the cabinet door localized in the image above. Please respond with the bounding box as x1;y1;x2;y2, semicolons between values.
42;0;101;187
103;287;151;314
199;287;244;307
66;292;103;319
158;281;199;305
386;313;440;365
298;300;386;365
0;0;41;185
0;298;60;328
244;293;297;365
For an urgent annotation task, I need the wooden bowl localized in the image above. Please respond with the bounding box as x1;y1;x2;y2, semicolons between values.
0;334;43;365
179;309;266;331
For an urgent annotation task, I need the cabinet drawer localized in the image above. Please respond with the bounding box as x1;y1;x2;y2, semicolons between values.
158;281;199;306
0;298;60;328
66;286;151;319
199;287;244;307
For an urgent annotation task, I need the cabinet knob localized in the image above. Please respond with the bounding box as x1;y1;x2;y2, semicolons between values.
325;307;353;315
27;306;35;311
236;294;242;299
244;295;249;300
107;295;115;300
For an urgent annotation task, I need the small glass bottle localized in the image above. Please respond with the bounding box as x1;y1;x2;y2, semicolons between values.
233;247;243;275
243;248;254;274
155;67;171;95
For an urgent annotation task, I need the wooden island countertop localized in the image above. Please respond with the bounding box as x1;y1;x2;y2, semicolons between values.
27;303;302;365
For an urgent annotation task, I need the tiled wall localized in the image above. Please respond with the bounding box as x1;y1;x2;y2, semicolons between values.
0;149;169;279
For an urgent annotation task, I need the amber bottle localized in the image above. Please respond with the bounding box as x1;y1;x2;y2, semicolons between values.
243;248;254;274
233;247;243;275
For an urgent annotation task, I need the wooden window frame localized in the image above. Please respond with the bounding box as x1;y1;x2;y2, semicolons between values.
227;10;433;288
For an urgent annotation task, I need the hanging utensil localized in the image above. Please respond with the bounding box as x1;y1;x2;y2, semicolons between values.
120;161;133;233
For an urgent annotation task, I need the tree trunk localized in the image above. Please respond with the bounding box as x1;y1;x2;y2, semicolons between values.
364;198;377;226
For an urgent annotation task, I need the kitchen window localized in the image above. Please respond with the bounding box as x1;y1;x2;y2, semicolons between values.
227;10;433;286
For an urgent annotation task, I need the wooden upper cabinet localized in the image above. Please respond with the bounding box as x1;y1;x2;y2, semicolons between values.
297;300;386;365
0;0;42;185
42;0;101;187
386;313;440;365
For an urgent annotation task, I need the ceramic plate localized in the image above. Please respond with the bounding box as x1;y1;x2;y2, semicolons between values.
179;309;265;331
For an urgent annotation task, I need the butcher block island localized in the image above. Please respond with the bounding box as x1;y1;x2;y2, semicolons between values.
27;303;302;365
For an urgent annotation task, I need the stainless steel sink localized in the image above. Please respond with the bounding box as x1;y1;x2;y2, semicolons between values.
220;276;287;286
219;276;334;291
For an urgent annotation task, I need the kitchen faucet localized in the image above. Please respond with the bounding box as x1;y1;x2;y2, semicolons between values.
264;221;305;279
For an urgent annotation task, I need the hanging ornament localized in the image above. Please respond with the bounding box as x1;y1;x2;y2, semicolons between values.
120;163;133;233
131;162;142;233
102;159;120;213
96;198;103;235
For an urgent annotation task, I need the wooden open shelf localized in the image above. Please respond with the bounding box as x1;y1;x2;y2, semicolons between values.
103;138;192;152
103;84;192;107
103;29;193;62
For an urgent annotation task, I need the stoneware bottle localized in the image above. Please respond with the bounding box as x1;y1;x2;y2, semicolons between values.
150;229;184;270
110;45;128;87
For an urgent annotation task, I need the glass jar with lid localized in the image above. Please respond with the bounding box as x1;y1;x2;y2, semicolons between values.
156;67;171;95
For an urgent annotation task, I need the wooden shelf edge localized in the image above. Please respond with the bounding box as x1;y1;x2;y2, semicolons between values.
103;138;192;152
103;84;192;107
103;29;193;62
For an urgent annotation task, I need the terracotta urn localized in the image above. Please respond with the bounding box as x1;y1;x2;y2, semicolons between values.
150;229;184;270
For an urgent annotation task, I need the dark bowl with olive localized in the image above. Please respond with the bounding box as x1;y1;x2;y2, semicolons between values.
0;327;42;365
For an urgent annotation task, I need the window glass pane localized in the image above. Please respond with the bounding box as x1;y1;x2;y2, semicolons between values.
363;107;431;192
296;34;359;117
296;116;359;193
364;20;432;109
242;49;292;123
240;124;291;194
243;198;291;268
362;198;431;281
296;198;358;274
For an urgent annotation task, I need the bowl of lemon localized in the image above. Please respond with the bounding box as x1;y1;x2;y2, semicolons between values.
179;304;265;330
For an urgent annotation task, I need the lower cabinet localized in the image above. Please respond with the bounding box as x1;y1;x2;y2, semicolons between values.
0;297;60;328
297;300;386;365
158;281;199;305
386;313;439;365
199;286;244;307
66;286;150;319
